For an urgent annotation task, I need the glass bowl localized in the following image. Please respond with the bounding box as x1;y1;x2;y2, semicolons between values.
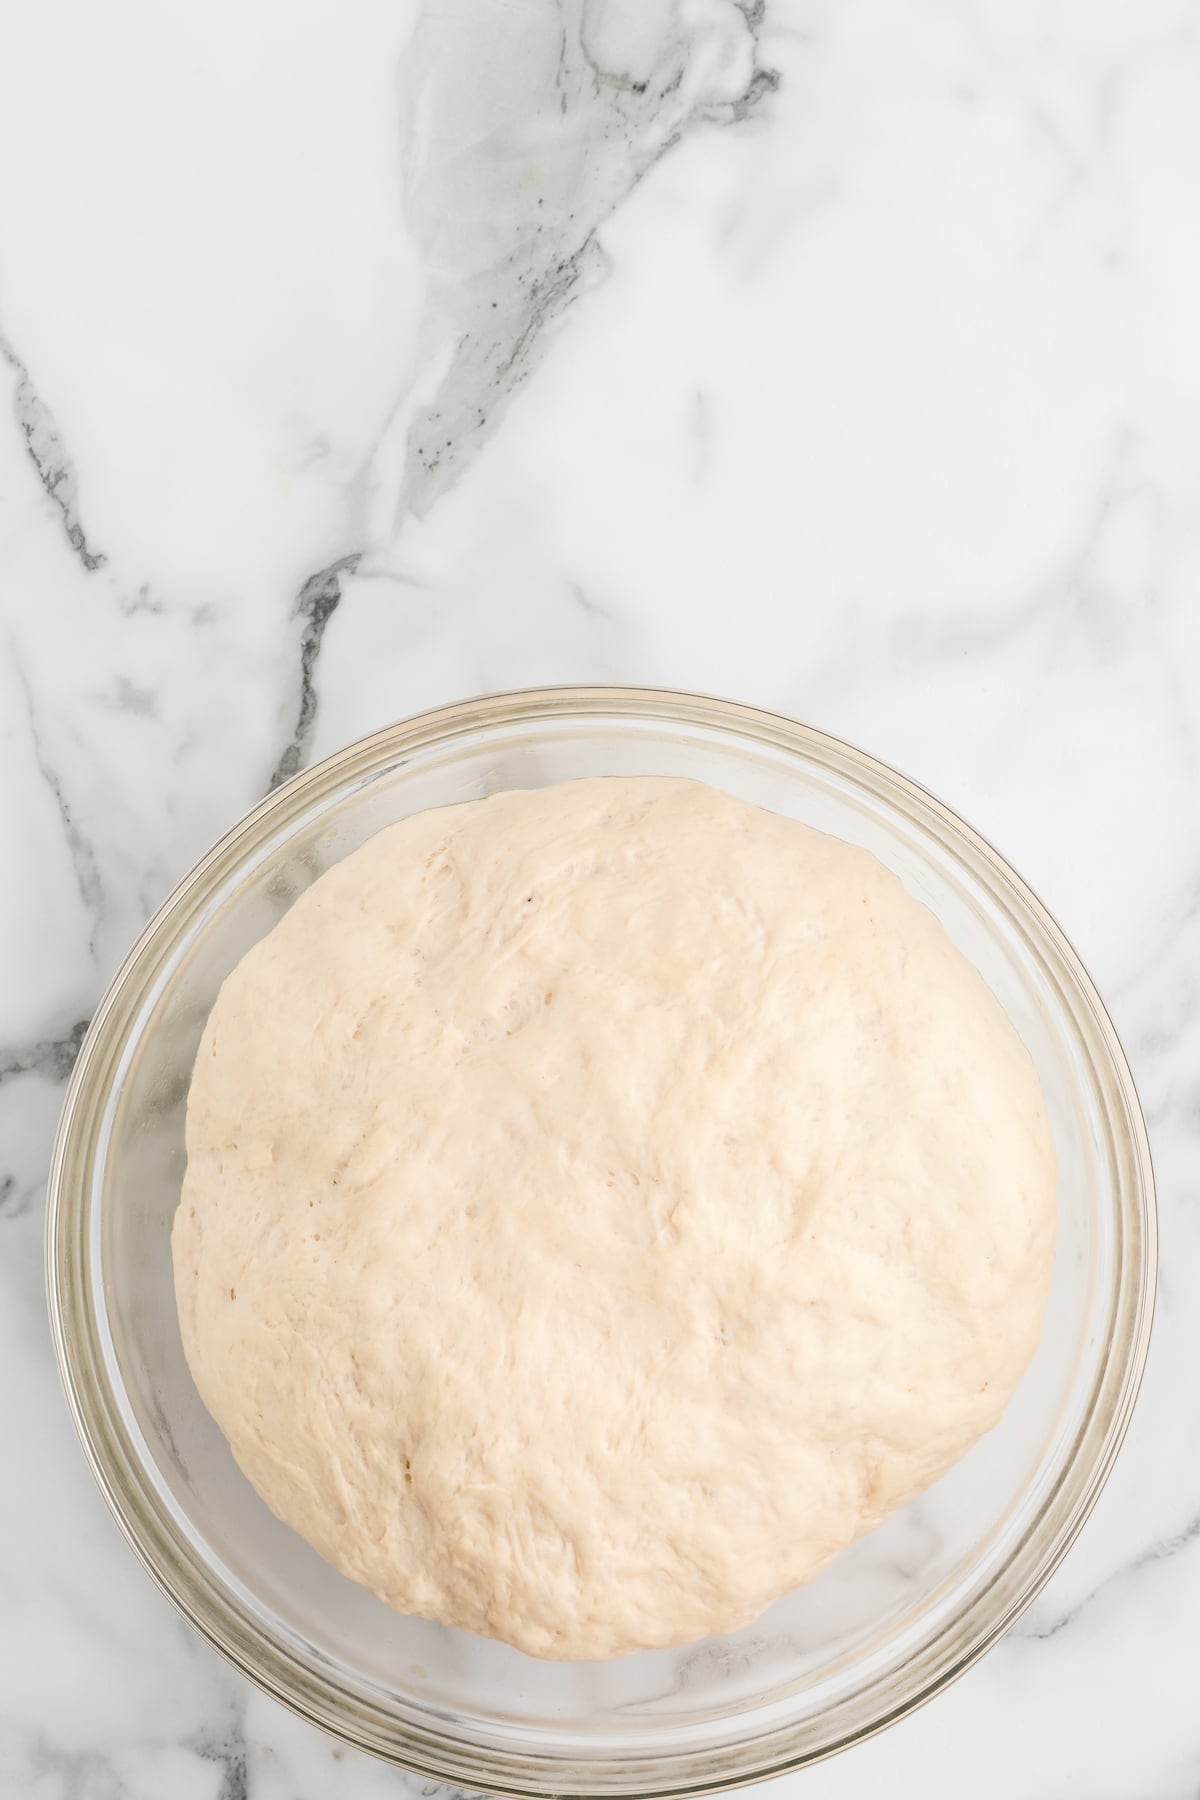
46;687;1155;1795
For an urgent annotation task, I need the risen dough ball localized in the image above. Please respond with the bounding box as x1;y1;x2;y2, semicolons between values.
173;777;1055;1659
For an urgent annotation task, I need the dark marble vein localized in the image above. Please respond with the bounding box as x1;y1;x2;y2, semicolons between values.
1021;1509;1200;1643
260;4;778;792
392;0;780;523
191;1677;249;1800
0;1018;90;1085
210;1736;249;1800
0;1020;88;1221
11;648;104;927
0;1170;44;1221
268;553;361;791
0;325;106;571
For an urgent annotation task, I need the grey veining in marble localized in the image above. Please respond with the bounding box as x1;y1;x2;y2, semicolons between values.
2;2;1199;1796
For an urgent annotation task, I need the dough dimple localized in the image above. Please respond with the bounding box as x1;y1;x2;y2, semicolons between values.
173;776;1056;1660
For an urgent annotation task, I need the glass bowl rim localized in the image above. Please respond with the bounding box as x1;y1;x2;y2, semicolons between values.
45;684;1157;1795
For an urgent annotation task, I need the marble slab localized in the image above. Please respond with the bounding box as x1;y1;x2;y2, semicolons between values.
2;2;1198;1794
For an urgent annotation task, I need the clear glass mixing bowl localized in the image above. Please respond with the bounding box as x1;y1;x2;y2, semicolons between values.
46;688;1155;1794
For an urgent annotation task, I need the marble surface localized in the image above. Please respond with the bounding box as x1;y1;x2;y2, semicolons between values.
1;1;1198;1794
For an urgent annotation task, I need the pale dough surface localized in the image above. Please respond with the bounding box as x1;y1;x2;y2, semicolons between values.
173;777;1056;1660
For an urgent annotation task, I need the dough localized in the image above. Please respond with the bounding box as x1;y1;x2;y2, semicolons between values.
173;776;1056;1659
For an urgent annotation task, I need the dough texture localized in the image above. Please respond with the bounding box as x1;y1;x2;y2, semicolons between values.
174;777;1056;1659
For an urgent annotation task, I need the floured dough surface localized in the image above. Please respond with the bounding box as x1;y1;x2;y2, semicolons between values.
173;776;1056;1659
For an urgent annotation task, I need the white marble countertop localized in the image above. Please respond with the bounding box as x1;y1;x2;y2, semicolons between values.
2;2;1198;1795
